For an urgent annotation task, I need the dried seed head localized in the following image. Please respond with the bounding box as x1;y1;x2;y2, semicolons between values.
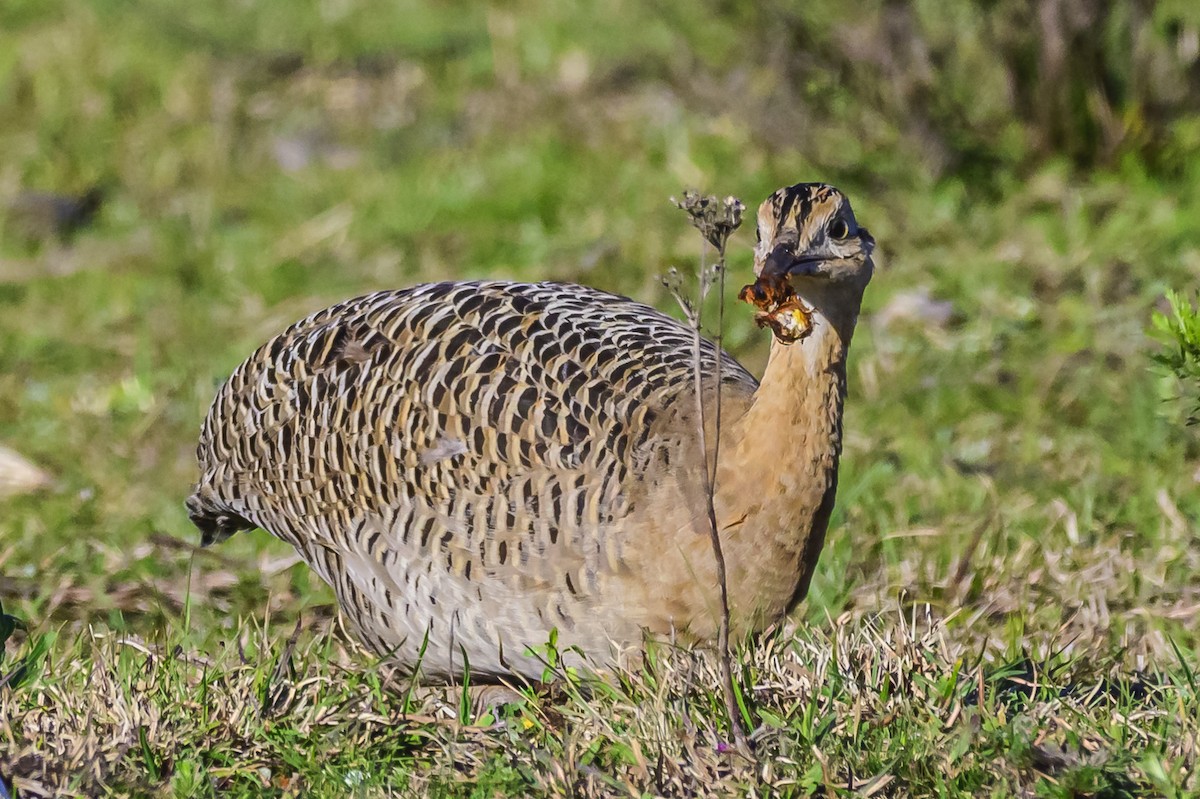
672;191;745;251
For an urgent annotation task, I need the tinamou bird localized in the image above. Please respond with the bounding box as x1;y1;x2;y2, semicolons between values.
187;182;875;682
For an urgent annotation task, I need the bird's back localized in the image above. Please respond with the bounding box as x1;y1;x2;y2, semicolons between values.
188;280;756;679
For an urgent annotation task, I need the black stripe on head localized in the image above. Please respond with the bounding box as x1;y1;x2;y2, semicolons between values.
777;187;799;229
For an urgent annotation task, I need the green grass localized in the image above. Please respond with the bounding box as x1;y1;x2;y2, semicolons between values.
1155;290;1200;425
2;1;1199;796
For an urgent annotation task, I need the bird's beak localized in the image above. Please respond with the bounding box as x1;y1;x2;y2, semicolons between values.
761;243;830;280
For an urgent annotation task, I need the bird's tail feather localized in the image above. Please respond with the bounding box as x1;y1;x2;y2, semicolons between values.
185;484;255;547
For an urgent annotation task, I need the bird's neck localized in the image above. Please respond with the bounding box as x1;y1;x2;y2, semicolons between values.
715;285;864;628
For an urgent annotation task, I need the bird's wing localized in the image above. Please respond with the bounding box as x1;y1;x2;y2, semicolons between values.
191;280;757;588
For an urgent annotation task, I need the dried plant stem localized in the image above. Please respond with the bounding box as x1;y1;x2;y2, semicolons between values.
668;190;751;755
690;239;751;758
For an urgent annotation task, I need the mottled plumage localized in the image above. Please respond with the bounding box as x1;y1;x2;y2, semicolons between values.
188;183;875;681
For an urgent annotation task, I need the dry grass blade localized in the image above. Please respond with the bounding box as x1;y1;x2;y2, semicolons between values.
950;484;998;591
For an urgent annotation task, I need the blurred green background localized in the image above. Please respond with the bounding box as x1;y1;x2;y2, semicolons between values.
1;0;1199;655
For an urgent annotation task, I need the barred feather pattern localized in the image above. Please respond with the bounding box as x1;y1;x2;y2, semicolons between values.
188;280;757;680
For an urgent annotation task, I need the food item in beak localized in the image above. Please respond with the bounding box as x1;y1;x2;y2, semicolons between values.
738;272;814;344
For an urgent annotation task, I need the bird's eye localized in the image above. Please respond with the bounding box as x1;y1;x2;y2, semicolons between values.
827;218;850;239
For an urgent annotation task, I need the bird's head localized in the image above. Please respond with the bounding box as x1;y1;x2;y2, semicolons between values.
753;182;875;293
740;183;874;343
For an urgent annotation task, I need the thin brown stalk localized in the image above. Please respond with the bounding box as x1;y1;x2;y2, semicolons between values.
671;191;752;757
